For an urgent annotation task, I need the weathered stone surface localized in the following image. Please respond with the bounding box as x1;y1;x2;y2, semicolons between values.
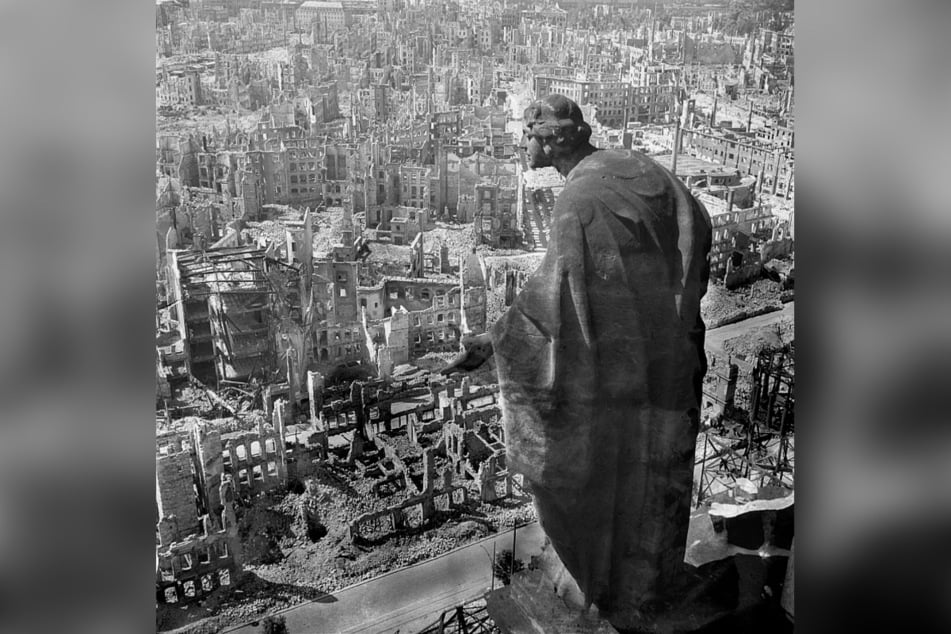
491;96;713;631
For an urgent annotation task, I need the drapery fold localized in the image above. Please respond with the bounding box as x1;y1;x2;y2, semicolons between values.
490;150;712;624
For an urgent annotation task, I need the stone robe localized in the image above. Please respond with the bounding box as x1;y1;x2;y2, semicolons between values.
491;149;712;628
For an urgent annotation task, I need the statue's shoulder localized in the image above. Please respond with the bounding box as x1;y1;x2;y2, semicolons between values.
568;150;672;199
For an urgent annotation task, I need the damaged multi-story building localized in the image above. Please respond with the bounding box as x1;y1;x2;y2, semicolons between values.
156;420;255;605
361;249;487;379
331;377;515;542
155;1;795;629
160;199;487;392
156;391;335;605
165;246;274;384
656;154;793;284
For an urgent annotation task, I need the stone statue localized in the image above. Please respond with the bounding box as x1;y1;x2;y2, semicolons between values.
443;95;715;631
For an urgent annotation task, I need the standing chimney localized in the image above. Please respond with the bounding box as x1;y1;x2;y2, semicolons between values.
671;99;689;177
772;150;781;195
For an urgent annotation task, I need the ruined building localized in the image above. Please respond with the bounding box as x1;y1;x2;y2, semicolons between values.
473;183;520;249
156;422;254;605
340;378;516;542
655;154;793;284
166;246;274;384
362;251;486;379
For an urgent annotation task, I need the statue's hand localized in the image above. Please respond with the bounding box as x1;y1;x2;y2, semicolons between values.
440;332;494;374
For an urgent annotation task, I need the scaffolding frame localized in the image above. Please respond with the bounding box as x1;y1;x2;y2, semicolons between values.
695;344;794;507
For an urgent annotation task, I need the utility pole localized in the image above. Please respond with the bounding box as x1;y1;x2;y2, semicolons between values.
511;523;517;580
491;541;496;592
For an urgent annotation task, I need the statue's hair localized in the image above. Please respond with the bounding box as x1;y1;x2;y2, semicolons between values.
523;94;592;149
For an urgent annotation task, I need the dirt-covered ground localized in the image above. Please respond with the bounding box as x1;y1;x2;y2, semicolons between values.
157;103;264;137
701;278;791;329
721;317;794;363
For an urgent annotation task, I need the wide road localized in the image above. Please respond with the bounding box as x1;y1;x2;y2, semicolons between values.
223;522;545;634
704;302;794;354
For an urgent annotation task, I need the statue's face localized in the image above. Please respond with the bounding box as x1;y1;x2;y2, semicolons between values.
520;126;552;170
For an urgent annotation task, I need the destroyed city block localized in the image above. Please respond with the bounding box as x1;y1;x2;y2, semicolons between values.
156;1;794;631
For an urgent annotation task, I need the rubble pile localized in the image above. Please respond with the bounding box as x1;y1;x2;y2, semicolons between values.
485;287;508;328
156;109;262;136
721;317;794;363
311;208;347;255
237;497;293;565
192;458;534;632
155;0;795;628
701;278;788;328
424;223;476;262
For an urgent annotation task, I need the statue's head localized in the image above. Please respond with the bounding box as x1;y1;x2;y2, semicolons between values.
521;94;593;169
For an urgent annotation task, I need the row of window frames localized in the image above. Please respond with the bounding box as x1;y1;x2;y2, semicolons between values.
289;162;320;171
228;462;281;483
319;344;361;358
324;328;359;341
222;439;278;463
413;329;457;345
690;139;788;160
160;542;231;575
412;312;455;326
388;289;448;301
162;570;231;602
713;221;768;242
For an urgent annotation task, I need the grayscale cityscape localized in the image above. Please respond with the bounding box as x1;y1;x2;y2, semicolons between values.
155;0;794;631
